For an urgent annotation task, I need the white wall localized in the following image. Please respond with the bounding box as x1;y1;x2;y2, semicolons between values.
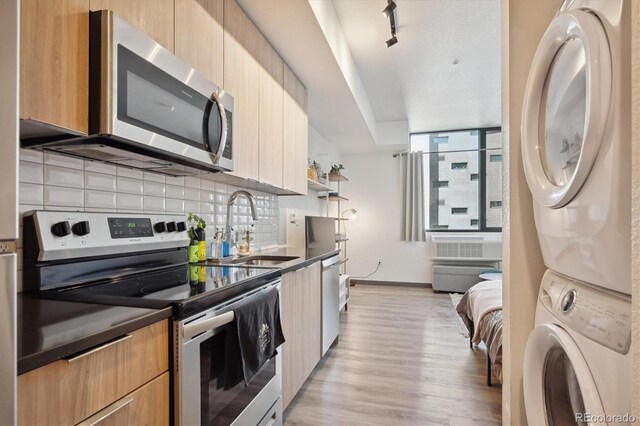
278;125;341;245
339;151;430;283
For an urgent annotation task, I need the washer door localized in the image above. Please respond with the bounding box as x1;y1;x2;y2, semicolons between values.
524;324;605;426
521;10;612;208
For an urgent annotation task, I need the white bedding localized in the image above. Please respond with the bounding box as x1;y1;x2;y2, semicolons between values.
468;280;503;344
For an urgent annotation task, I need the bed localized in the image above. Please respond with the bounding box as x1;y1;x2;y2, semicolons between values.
455;280;503;386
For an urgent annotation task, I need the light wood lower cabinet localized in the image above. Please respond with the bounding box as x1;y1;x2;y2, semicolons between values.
281;262;321;408
77;372;169;426
18;320;169;425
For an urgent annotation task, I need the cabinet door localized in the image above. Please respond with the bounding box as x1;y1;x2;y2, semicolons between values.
89;0;174;51
258;35;284;188
18;320;169;425
301;262;321;374
283;65;308;195
224;0;260;181
175;0;224;86
76;372;169;426
281;263;322;408
20;0;89;134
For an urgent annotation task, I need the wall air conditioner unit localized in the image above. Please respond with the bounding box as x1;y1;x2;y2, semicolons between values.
430;234;502;262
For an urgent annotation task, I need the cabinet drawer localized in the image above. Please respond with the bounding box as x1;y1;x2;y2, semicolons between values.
76;372;169;426
18;320;169;425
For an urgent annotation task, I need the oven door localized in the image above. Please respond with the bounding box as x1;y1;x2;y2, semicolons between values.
93;10;234;172
175;281;282;426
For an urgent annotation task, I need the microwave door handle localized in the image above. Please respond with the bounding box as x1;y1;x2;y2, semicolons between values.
209;91;227;163
183;310;235;340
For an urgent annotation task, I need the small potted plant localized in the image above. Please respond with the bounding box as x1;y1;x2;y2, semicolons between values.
330;164;344;177
187;213;206;263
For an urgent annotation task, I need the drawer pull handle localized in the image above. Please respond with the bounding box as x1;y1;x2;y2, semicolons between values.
77;397;134;426
66;334;132;363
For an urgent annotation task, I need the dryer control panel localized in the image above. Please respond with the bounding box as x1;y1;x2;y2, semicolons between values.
540;270;631;354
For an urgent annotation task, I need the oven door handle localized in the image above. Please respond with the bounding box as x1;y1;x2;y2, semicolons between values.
183;311;235;340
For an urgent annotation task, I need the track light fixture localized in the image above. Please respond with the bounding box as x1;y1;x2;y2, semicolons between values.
383;0;398;48
385;35;398;48
382;0;396;18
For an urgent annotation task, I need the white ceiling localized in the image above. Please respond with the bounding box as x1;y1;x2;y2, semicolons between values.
235;0;501;153
332;0;501;134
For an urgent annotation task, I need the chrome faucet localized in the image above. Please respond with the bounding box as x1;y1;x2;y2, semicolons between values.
225;190;258;235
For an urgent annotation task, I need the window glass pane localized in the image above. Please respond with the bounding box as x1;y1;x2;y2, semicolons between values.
412;130;479;231
485;129;502;228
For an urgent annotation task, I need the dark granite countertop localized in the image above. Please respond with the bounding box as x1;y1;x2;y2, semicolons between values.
18;295;172;375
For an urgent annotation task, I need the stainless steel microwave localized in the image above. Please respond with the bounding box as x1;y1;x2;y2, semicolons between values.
22;10;234;176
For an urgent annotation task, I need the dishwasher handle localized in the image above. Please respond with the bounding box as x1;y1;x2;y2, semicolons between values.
321;255;341;269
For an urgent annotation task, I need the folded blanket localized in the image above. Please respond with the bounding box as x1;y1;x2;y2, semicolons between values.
467;280;502;344
224;287;285;389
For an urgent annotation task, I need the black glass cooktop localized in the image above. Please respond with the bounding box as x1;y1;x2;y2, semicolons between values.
38;264;281;319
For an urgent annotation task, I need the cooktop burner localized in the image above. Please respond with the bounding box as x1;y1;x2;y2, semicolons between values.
40;264;281;319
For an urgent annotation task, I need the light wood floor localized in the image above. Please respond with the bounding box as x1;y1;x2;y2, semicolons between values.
284;285;502;426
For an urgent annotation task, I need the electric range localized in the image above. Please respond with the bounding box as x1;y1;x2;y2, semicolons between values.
22;210;280;318
23;210;285;425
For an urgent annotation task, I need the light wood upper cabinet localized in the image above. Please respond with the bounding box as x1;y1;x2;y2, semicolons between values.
89;0;174;52
283;64;309;195
20;0;89;134
258;34;284;188
281;263;321;408
18;320;169;425
175;0;224;86
224;0;260;181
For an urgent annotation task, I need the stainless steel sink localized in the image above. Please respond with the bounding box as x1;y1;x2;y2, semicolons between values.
225;255;299;267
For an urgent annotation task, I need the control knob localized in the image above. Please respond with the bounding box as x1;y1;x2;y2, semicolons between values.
72;221;91;236
154;222;167;233
166;221;177;232
177;221;187;232
51;221;71;237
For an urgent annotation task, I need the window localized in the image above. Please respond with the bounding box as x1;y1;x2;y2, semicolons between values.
410;127;502;231
451;162;468;170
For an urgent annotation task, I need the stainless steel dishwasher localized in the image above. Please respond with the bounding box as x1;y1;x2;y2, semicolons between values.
321;255;341;355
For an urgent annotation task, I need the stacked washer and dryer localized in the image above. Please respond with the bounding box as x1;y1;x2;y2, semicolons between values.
520;0;632;425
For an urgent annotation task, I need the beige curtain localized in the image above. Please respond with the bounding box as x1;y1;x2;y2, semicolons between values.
402;151;426;242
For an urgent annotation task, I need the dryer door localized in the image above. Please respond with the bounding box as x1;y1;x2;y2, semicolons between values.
524;324;604;426
521;10;612;208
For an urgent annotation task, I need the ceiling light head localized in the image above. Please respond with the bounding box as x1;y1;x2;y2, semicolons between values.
385;35;398;48
382;0;397;18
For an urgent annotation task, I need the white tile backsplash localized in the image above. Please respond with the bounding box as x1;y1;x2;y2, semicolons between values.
85;190;117;210
44;165;85;188
44;185;84;207
19;182;44;205
18;150;280;264
44;152;84;170
143;180;166;197
19;160;43;184
85;171;117;192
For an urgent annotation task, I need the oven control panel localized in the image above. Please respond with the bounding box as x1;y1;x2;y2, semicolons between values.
24;211;190;262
